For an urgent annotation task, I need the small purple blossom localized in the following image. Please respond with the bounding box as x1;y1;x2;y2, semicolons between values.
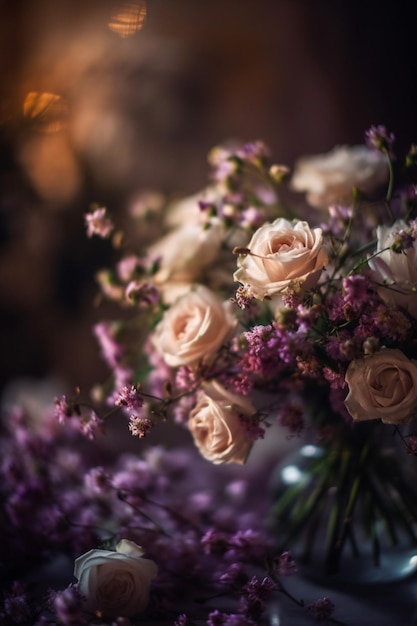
172;393;197;424
219;562;249;587
207;610;227;626
128;415;153;438
201;528;231;555
111;366;134;403
199;199;217;215
273;551;297;576
84;466;113;494
117;254;141;281
84;206;114;238
305;597;335;621
242;141;269;158
115;385;144;412
365;124;395;155
277;404;305;437
207;610;257;626
239;413;265;441
54;395;76;422
79;410;105;440
239;207;264;230
52;585;85;626
343;274;374;311
389;226;416;252
242;576;278;601
405;435;417;455
227;529;267;561
233;285;256;313
239;576;278;620
125;280;160;306
3;581;32;624
174;366;199;391
93;322;123;369
320;204;352;237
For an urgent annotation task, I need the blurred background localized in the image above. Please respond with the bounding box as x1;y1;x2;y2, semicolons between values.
1;0;417;398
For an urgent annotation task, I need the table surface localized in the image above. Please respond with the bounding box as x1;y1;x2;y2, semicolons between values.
26;552;417;625
273;572;417;626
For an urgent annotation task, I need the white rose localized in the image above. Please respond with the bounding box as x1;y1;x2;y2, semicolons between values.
344;349;417;424
290;145;388;209
188;381;254;464
74;539;157;618
148;222;223;302
368;220;417;318
233;218;328;299
152;285;237;367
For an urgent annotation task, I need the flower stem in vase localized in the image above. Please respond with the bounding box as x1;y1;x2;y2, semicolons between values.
269;429;417;586
323;443;369;576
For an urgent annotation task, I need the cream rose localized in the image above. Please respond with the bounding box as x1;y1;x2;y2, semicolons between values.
140;190;218;302
290;145;388;209
149;222;223;283
344;349;417;424
233;218;328;299
152;285;237;367
74;539;157;618
188;381;255;464
368;220;417;318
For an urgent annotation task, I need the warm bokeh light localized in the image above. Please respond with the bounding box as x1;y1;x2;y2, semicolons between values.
23;91;68;133
19;133;81;203
108;0;147;38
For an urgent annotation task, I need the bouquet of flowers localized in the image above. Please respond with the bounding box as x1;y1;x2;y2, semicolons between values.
3;124;417;625
83;125;417;581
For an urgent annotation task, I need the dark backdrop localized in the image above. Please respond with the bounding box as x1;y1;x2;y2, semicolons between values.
0;0;416;396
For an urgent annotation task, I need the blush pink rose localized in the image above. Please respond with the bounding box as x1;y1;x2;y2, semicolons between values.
368;220;417;318
344;348;417;424
152;285;237;367
233;218;328;299
188;381;255;464
74;539;157;618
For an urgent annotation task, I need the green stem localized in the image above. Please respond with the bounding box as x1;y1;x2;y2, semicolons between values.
324;444;369;574
271;454;336;548
385;149;395;207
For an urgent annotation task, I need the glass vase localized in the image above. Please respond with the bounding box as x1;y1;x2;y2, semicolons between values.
269;424;417;587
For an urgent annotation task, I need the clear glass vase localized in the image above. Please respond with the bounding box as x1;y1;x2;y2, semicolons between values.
269;425;417;587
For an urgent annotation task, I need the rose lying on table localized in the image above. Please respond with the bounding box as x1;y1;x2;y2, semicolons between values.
74;539;157;619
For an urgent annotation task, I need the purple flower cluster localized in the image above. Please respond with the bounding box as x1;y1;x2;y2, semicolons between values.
0;393;336;625
197;140;284;235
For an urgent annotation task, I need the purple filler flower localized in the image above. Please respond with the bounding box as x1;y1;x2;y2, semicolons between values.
305;597;335;621
84;206;114;238
115;385;144;412
128;415;153;438
54;395;75;422
365;125;395;155
52;585;85;626
273;551;297;576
